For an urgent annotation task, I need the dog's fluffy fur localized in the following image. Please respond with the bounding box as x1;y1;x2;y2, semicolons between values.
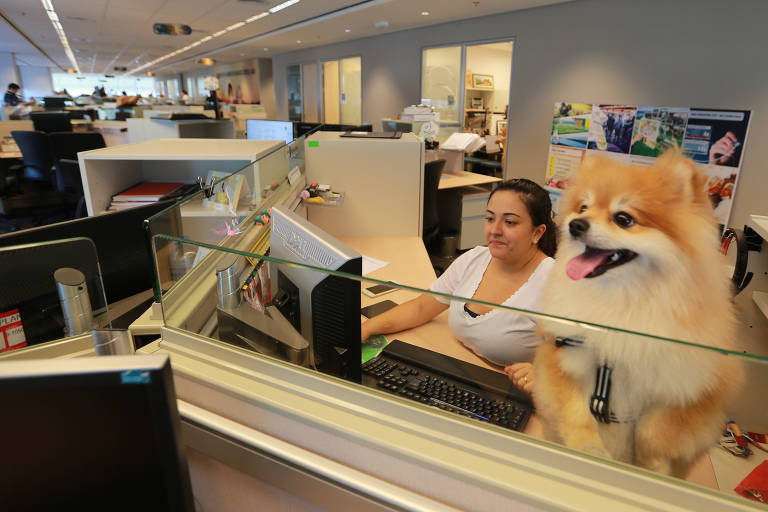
534;151;742;477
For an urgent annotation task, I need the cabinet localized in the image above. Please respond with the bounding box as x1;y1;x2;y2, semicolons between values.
437;185;491;250
78;138;285;216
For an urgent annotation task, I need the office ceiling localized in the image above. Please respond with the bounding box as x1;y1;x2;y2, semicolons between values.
0;0;572;76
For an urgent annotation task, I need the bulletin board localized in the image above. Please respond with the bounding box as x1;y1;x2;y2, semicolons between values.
545;102;751;226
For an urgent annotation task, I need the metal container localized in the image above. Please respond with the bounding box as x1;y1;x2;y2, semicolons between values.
54;267;93;337
216;254;243;310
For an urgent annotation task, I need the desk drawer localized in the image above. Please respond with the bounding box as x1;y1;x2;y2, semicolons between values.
461;196;488;218
459;216;486;250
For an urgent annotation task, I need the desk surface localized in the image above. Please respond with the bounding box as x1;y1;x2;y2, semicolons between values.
341;235;718;491
438;170;501;190
0;151;21;159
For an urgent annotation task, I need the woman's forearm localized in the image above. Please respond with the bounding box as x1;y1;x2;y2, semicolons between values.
361;294;447;340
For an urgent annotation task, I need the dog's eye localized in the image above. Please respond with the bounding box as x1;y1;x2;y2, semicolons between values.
613;211;635;228
578;204;588;213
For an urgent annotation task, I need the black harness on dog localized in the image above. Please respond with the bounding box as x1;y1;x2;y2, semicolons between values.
555;337;633;424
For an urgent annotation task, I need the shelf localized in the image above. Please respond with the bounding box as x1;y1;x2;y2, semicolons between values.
465;88;496;92
753;291;768;320
464;109;505;114
748;214;768;240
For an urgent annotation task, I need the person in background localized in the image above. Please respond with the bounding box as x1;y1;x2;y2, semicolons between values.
4;83;35;107
361;179;557;395
180;89;191;103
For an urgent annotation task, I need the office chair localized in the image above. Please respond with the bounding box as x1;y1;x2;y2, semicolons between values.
10;130;56;183
30;111;72;133
422;159;446;252
49;132;106;218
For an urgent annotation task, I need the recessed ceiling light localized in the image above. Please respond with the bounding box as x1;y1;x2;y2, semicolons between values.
296;40;302;44
345;28;351;32
263;47;269;51
421;11;430;15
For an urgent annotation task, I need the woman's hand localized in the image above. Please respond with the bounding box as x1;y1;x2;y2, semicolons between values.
505;362;533;395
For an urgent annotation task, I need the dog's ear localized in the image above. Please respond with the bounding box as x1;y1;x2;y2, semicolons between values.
659;149;708;206
578;155;608;175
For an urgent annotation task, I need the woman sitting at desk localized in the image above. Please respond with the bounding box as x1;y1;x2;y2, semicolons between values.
361;179;556;395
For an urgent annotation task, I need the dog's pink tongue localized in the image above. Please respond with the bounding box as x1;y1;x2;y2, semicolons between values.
566;249;614;280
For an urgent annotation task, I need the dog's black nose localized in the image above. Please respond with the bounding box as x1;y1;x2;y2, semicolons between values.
569;218;590;238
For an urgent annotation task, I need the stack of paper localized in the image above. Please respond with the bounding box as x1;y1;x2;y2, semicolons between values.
108;182;184;210
441;132;485;152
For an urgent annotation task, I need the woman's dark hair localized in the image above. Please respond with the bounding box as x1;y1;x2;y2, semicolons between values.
489;178;557;257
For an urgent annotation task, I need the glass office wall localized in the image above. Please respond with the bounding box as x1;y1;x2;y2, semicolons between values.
302;63;320;123
421;45;462;140
287;64;302;122
322;60;340;124
321;56;362;126
340;56;362;125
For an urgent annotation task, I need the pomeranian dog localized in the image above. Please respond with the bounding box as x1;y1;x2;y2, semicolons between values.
534;150;742;477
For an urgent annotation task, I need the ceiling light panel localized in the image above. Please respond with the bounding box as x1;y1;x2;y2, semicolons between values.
41;0;81;73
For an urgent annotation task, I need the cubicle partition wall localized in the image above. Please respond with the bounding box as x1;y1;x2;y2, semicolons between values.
304;131;425;237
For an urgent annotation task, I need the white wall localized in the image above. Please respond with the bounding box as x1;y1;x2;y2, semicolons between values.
0;53;19;91
18;66;53;100
272;0;768;232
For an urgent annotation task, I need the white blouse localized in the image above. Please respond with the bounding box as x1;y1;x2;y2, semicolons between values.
429;246;555;366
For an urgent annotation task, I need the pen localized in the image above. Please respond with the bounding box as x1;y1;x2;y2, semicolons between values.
429;397;490;421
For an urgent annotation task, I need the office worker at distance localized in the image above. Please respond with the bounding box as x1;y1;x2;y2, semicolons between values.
361;179;556;394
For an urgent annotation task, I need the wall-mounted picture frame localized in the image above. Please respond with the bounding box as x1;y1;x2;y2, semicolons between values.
496;120;507;136
472;74;494;89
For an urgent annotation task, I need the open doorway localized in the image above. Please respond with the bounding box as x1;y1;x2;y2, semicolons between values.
421;40;513;177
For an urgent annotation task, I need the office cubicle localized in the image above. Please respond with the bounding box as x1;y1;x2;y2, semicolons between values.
3;132;766;509
137;142;768;510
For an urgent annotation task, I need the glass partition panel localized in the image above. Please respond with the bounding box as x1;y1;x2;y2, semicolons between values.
287;64;302;122
421;45;462;141
153;225;767;506
0;238;111;353
144;143;294;300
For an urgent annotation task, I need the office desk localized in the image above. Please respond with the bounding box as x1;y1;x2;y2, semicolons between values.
342;235;718;490
438;170;501;190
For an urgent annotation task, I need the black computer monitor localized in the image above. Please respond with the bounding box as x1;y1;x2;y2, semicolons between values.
0;200;178;305
42;96;68;109
269;206;362;382
319;123;373;132
293;122;322;139
0;354;195;511
245;119;294;144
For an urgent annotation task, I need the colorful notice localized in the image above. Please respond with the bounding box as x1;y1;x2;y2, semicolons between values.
0;308;27;353
545;101;751;227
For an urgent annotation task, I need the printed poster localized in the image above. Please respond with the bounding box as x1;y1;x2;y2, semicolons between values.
587;105;637;154
551;102;592;149
545;101;751;227
629;106;689;158
683;109;751;225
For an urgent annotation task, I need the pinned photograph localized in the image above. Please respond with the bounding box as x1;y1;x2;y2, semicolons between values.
472;74;494;89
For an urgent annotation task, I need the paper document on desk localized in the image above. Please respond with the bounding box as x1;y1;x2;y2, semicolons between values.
362;255;389;275
362;335;389;364
441;132;482;152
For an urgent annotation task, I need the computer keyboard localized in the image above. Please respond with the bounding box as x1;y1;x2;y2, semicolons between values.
362;340;533;432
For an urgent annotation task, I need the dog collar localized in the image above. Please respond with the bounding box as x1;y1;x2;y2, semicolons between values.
554;338;635;423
